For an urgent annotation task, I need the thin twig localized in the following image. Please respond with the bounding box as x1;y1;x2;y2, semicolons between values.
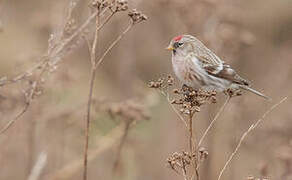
0;88;34;134
0;66;47;135
160;90;188;128
217;97;288;180
94;20;134;69
53;9;107;58
97;10;116;31
198;97;230;147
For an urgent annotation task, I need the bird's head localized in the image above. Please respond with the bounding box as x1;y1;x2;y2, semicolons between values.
166;35;196;56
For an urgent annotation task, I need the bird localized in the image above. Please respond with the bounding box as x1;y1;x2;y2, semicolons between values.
166;34;269;99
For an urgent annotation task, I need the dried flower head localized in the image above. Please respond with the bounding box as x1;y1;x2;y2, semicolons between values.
116;0;128;11
128;9;147;24
91;0;109;10
95;99;150;125
107;0;128;12
166;151;196;173
198;147;208;162
172;85;217;115
148;75;174;89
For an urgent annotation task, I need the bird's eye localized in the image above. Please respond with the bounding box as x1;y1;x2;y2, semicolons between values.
173;42;184;48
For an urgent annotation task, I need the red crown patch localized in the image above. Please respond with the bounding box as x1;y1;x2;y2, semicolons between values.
173;35;183;41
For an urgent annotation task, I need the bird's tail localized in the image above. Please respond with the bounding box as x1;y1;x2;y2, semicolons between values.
238;85;271;100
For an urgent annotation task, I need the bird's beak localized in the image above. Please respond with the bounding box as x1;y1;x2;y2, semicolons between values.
166;45;174;51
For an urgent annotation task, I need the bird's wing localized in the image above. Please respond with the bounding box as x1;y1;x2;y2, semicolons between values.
196;56;250;86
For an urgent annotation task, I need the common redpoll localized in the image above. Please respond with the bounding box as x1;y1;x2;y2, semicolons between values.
167;34;269;99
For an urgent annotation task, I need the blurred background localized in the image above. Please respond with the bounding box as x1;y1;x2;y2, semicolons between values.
0;0;292;179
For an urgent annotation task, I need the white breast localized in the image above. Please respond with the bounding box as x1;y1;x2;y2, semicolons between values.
172;54;201;88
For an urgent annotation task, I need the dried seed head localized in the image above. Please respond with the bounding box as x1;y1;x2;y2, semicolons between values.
99;99;150;125
166;151;195;173
172;85;217;116
148;80;162;89
128;9;147;24
91;0;109;10
198;147;209;161
116;0;128;11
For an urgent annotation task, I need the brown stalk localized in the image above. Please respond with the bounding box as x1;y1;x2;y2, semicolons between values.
83;9;100;180
83;16;141;180
217;97;288;180
189;111;200;180
189;112;194;155
112;122;131;174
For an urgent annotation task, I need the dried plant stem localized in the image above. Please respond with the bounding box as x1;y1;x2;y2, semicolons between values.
182;161;188;180
0;91;32;134
189;112;200;180
194;166;200;180
0;66;47;135
189;113;194;154
198;97;230;147
83;18;136;180
112;122;130;174
50;124;126;180
97;10;116;31
53;8;108;57
95;21;134;69
83;12;100;180
217;97;288;180
83;68;97;180
160;91;188;128
170;102;188;128
0;6;109;134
